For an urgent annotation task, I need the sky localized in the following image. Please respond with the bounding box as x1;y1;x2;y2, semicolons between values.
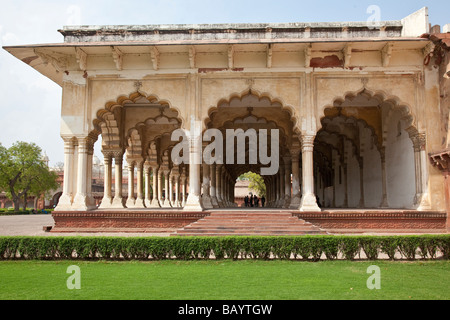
0;0;448;166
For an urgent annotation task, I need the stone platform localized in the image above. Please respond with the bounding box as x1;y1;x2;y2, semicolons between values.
172;210;328;236
51;208;448;235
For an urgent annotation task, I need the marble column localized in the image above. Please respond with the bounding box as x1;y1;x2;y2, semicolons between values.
144;163;151;207
216;164;223;207
358;157;365;208
157;169;163;207
55;138;76;210
299;135;320;211
283;156;292;208
379;147;388;208
73;137;95;210
279;164;285;207
135;160;145;208
174;174;180;207
210;163;219;208
184;135;203;211
111;152;125;208
99;151;113;208
411;133;431;210
201;163;213;209
289;148;301;209
180;174;187;207
149;166;160;207
125;161;136;208
162;170;171;207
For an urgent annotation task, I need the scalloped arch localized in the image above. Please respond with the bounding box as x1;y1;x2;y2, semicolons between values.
319;87;416;133
205;87;300;133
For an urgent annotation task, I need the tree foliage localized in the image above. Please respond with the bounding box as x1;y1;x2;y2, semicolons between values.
239;171;266;197
0;142;59;211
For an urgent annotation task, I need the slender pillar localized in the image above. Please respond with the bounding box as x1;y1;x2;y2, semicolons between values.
55;138;76;210
299;135;320;211
149;166;160;207
283;156;291;208
169;173;174;207
180;174;187;207
73;137;95;210
279;164;285;207
201;163;213;208
210;163;219;208
135;161;145;208
111;152;125;208
184;134;203;211
125;161;136;207
289;148;301;209
174;175;180;207
144;163;151;207
157;169;163;206
162;170;171;207
99;151;113;208
411;133;431;210
216;164;223;207
358;157;365;208
379;147;389;208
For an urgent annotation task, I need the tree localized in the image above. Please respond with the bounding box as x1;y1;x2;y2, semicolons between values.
0;141;59;211
239;171;266;197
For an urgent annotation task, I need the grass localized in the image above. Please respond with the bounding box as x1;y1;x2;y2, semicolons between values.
0;260;448;300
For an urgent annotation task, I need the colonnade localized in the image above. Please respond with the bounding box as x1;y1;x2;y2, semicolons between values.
55;128;428;211
55;133;322;212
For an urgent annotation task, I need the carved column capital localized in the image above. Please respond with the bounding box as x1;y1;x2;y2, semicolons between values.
301;135;315;152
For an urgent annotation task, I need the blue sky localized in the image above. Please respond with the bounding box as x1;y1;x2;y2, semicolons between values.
0;0;448;165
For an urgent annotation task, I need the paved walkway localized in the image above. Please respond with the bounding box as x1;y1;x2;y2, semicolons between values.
0;214;169;237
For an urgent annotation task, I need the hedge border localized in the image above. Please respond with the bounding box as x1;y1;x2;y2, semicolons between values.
0;235;448;261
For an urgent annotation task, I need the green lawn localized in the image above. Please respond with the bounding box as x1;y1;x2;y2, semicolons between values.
0;260;448;300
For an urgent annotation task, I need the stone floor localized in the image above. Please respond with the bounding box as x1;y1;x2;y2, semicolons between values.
0;214;170;237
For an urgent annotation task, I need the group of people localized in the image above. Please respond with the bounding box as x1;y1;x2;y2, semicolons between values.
243;194;265;207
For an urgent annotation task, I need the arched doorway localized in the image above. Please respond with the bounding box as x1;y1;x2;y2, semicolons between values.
315;89;429;210
201;90;303;209
92;91;186;209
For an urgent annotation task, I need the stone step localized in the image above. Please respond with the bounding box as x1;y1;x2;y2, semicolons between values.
172;210;328;236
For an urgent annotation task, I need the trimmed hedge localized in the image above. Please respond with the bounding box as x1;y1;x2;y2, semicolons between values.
0;235;448;261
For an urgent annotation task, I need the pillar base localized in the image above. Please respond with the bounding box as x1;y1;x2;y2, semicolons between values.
55;194;73;211
111;196;125;208
98;197;113;209
414;193;432;211
72;194;97;211
289;194;301;209
148;199;161;208
183;194;204;211
283;196;291;208
126;198;136;208
161;200;172;208
133;197;146;208
210;196;219;208
299;193;321;212
201;195;214;209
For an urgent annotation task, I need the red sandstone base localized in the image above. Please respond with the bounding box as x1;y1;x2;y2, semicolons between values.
51;210;209;233
51;209;448;234
294;210;447;234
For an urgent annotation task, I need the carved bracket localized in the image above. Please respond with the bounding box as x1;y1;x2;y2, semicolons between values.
381;43;393;67
151;46;160;70
75;47;87;70
111;46;123;71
